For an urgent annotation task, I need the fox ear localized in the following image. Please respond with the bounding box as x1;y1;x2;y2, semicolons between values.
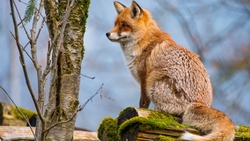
130;1;143;18
114;1;126;14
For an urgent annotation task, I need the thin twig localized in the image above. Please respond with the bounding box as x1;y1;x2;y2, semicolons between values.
29;1;46;139
30;5;43;70
0;85;37;141
17;17;27;26
30;0;45;112
13;0;31;40
23;41;30;49
9;0;44;123
10;31;33;61
18;0;28;5
80;73;95;79
43;83;104;133
82;83;104;109
42;39;52;78
50;70;96;88
35;16;46;41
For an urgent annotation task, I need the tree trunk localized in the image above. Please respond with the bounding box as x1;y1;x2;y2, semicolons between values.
42;0;90;140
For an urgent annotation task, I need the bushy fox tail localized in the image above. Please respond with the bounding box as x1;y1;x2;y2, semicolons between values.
181;132;212;141
181;131;234;141
181;103;235;141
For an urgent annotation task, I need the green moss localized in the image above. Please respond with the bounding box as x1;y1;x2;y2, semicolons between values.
99;107;250;141
78;0;90;33
98;117;119;141
81;0;90;58
12;106;36;120
118;109;188;136
156;135;177;141
70;100;79;110
156;135;183;141
75;0;90;59
236;125;250;138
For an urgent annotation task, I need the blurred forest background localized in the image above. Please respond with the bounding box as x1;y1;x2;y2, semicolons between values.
0;0;249;131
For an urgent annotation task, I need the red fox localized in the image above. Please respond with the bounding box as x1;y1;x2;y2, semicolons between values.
106;1;235;141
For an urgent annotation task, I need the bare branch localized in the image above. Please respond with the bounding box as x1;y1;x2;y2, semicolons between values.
26;1;47;139
0;85;37;141
9;0;44;123
30;10;42;70
82;83;104;109
13;0;31;40
23;41;30;49
18;0;28;6
35;16;46;41
10;31;33;61
17;17;27;26
80;73;95;80
42;39;52;78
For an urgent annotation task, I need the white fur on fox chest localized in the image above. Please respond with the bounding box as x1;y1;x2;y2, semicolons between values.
120;43;140;82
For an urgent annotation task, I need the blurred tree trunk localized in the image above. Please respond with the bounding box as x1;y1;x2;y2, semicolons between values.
39;0;90;140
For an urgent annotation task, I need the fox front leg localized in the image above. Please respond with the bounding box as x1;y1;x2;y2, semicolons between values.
140;86;150;108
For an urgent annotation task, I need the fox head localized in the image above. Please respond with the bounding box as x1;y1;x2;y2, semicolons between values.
106;1;153;44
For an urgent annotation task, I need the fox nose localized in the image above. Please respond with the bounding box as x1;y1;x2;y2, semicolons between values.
106;32;110;37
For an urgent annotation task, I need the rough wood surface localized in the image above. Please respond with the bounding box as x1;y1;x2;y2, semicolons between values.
0;126;100;141
0;126;34;141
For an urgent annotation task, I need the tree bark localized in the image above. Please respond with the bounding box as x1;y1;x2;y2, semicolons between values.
42;0;90;140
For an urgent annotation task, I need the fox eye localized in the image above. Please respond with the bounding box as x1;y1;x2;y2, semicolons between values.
122;23;128;28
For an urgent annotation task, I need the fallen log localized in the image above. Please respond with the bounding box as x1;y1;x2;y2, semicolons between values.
0;102;100;140
98;107;250;141
0;102;36;126
0;126;100;141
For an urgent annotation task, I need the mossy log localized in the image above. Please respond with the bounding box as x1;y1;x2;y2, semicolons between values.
0;102;36;126
98;107;250;141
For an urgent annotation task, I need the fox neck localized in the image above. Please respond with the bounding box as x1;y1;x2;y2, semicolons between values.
119;21;169;81
120;22;170;58
119;40;138;80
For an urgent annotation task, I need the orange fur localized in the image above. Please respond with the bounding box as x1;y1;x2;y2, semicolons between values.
106;1;235;140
